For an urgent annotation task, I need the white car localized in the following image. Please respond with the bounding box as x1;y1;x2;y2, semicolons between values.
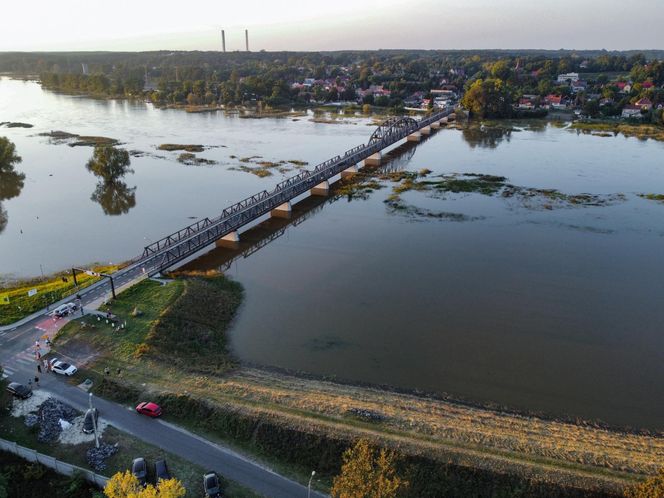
51;302;77;318
49;359;78;376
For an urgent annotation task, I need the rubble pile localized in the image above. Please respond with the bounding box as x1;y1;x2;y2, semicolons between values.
37;398;78;443
87;442;119;471
24;414;39;428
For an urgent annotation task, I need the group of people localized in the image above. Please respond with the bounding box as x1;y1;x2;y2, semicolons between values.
29;337;54;388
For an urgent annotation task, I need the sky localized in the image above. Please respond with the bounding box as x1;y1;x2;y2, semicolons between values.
1;0;663;52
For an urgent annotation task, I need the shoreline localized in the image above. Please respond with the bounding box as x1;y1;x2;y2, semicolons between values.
241;361;663;438
48;275;662;495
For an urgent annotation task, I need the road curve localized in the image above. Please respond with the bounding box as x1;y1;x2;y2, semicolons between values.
43;378;328;498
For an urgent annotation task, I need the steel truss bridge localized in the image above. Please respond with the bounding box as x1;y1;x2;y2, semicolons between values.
124;108;454;277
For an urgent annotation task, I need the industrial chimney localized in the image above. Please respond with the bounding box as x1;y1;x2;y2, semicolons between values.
245;29;249;52
221;30;226;52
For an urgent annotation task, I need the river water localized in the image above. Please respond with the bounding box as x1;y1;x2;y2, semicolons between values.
1;78;663;430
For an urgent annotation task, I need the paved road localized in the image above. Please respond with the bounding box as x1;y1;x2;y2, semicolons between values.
3;358;326;498
1;307;326;498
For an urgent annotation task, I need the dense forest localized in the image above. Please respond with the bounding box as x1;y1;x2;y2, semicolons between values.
1;50;663;121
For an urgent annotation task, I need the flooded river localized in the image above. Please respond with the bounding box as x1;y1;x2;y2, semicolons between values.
1;78;663;430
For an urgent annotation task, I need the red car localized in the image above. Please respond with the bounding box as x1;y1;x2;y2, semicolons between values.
136;402;162;417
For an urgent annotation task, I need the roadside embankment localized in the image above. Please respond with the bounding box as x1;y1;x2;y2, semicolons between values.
51;274;663;497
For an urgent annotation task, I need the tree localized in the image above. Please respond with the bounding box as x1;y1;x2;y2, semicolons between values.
0;136;21;171
86;146;132;182
331;439;407;498
104;471;186;498
625;468;664;498
461;78;514;118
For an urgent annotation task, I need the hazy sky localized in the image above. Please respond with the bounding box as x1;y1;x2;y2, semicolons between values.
2;0;663;52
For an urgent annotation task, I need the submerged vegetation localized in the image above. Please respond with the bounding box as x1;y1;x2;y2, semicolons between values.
638;193;664;202
377;170;627;213
176;152;218;166
229;156;309;177
38;130;119;147
0;121;33;128
157;143;205;152
570;122;664;141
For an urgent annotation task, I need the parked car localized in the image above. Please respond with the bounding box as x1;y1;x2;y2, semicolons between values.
6;382;32;399
203;471;222;497
49;358;78;376
154;459;171;481
131;457;147;486
83;408;99;434
52;302;77;318
135;402;162;418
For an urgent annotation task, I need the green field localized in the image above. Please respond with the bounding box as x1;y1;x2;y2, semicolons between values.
0;264;121;325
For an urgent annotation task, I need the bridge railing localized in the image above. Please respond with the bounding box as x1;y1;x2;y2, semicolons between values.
139;108;455;266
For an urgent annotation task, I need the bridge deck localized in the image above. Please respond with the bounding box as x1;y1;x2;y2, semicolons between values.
129;108;454;274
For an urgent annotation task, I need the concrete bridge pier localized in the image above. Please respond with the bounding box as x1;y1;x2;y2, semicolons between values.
340;165;359;179
364;153;382;167
311;180;330;196
448;113;456;122
271;202;292;219
407;132;422;142
421;126;431;135
431;121;441;129
216;231;240;249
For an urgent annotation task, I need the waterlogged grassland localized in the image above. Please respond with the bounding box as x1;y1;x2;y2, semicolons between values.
37;130;119;147
570;121;664;141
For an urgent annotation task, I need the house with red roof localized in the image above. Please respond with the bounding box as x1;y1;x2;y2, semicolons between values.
635;97;653;110
544;94;566;109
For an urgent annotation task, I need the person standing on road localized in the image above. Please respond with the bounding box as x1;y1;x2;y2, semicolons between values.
34;376;39;386
37;363;42;374
43;359;49;373
28;379;32;389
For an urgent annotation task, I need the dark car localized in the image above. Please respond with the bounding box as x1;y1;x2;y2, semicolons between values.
203;471;222;497
6;382;32;399
155;459;171;482
83;408;99;434
131;457;147;486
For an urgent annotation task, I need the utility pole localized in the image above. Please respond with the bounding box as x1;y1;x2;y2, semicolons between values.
89;393;100;449
307;470;316;498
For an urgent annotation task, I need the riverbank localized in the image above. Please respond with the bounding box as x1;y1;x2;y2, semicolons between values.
569;121;664;141
50;274;662;497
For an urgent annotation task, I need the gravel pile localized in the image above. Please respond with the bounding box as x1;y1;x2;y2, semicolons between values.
37;398;78;443
87;442;119;471
24;414;39;428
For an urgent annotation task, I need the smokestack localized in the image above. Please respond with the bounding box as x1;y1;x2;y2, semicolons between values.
221;30;226;52
245;29;249;52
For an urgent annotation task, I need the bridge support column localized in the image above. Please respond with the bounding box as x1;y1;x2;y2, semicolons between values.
311;180;330;196
216;231;240;249
340;165;358;179
364;153;382;167
407;132;421;142
431;121;441;129
448;113;456;122
421;126;431;135
271;202;292;219
440;117;448;125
